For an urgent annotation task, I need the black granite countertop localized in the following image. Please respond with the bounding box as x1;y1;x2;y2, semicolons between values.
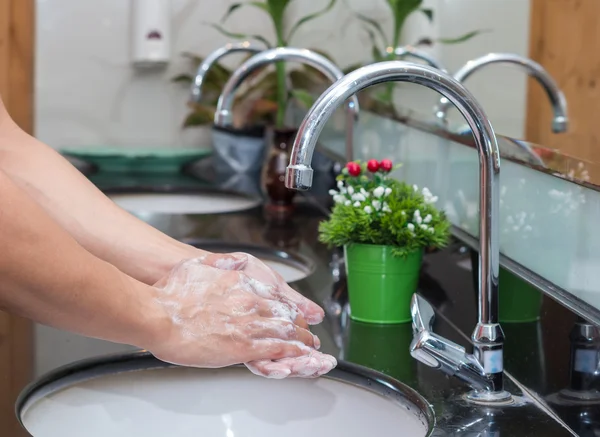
89;160;598;436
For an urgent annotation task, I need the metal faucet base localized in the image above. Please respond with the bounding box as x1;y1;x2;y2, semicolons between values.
467;389;513;404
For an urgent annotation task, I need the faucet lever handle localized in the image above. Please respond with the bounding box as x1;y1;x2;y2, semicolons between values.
411;294;436;333
410;294;493;392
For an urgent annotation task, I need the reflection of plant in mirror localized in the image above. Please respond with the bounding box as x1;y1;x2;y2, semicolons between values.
173;0;338;130
343;0;485;117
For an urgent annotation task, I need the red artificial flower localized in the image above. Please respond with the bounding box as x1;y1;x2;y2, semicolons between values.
380;159;393;172
346;161;361;177
367;159;380;172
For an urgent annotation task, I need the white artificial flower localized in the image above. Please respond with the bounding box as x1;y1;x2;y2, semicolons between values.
420;224;428;230
352;193;366;202
360;188;370;198
384;187;392;197
345;200;351;206
328;189;337;196
422;187;431;196
416;216;423;224
413;184;418;192
353;201;361;207
414;209;421;218
337;180;344;189
407;223;415;232
424;214;432;223
373;186;385;198
364;206;373;214
428;227;434;233
401;210;406;215
372;200;382;210
382;203;391;213
347;186;355;195
333;195;345;204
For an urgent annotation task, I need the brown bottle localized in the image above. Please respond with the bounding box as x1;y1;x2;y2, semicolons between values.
261;127;298;214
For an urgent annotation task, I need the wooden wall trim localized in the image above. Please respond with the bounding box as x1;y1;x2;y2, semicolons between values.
0;0;35;435
526;0;600;167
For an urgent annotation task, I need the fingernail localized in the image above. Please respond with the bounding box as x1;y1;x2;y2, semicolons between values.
313;335;321;350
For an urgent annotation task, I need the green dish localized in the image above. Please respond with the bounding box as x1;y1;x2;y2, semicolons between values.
61;147;212;174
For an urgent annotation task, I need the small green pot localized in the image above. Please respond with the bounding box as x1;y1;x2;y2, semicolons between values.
344;243;423;324
498;267;543;323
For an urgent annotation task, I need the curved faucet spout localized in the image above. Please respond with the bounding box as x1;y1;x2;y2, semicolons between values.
214;47;359;160
190;41;264;103
435;53;568;133
392;46;447;72
285;60;507;398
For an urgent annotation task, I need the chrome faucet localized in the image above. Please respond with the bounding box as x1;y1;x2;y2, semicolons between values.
214;47;359;161
190;41;264;103
392;45;447;72
284;61;510;401
434;53;568;133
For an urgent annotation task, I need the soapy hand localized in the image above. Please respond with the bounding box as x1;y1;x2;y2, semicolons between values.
199;252;325;325
198;252;337;378
147;258;335;378
147;258;320;368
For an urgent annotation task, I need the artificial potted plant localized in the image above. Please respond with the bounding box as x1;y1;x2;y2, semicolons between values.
343;0;484;118
319;159;451;324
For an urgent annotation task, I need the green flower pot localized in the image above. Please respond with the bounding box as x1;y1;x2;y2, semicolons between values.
344;319;416;382
344;243;423;324
470;252;543;323
498;267;543;323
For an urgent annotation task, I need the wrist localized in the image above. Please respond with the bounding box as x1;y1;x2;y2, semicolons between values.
118;275;172;350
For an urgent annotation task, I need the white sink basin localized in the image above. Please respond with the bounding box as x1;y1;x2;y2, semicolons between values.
109;192;261;215
183;240;316;284
18;354;432;437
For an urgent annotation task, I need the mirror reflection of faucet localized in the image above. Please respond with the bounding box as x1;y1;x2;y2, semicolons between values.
434;53;568;137
284;60;510;403
546;318;600;436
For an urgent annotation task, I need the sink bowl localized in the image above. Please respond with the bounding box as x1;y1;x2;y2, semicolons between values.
183;239;316;283
109;190;262;215
17;352;433;437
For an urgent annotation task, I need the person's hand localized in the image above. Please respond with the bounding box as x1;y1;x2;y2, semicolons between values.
198;252;325;325
146;258;335;377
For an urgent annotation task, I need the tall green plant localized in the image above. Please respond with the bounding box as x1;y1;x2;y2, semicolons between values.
215;0;337;128
346;0;486;115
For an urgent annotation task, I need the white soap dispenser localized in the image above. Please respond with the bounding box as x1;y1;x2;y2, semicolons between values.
130;0;171;68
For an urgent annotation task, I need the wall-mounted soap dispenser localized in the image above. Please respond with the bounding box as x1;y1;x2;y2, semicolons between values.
130;0;171;68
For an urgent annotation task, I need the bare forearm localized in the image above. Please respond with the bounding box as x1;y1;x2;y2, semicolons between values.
0;169;166;347
0;103;201;284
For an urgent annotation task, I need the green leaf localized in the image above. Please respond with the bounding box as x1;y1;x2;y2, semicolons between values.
290;88;316;109
365;28;385;62
436;29;488;44
207;23;272;48
266;0;292;45
420;8;433;22
386;0;422;46
171;74;194;83
353;11;388;50
286;0;337;42
182;104;215;127
221;2;269;23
